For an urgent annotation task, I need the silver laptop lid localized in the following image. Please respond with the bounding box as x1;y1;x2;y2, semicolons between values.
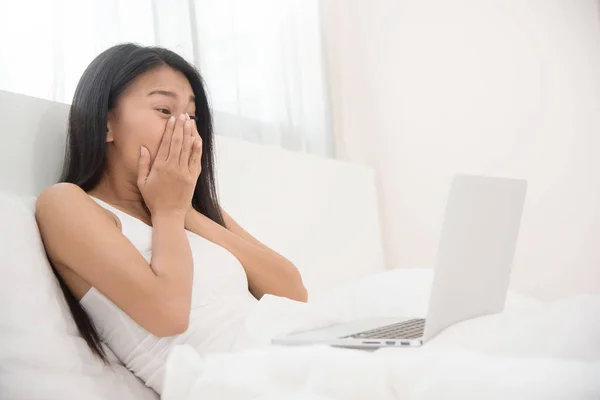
423;174;527;341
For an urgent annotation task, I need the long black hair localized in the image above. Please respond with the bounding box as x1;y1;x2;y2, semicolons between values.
57;43;225;363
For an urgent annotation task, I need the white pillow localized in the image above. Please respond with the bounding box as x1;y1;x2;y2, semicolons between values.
0;192;158;400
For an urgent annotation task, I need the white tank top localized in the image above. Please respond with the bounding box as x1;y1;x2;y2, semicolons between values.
80;197;258;393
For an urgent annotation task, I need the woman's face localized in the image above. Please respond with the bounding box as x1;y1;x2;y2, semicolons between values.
106;66;196;173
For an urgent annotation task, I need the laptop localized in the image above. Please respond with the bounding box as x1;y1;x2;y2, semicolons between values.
272;174;528;348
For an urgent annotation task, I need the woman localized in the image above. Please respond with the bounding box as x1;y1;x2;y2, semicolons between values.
35;43;307;393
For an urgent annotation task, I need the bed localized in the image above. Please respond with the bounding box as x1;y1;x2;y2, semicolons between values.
0;90;598;399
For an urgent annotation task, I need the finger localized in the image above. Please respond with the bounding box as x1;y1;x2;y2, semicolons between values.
192;118;202;142
137;146;151;188
191;119;203;157
168;113;187;162
188;139;203;175
156;116;176;161
180;117;193;165
187;114;195;137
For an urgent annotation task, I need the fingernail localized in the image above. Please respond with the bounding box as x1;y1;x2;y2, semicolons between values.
169;116;176;123
179;113;186;121
184;119;191;128
185;113;190;120
140;146;144;156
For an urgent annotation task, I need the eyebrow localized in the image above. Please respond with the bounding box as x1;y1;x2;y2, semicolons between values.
148;89;195;103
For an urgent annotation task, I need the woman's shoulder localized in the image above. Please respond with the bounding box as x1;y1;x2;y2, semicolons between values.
38;182;85;202
37;183;90;218
36;183;116;228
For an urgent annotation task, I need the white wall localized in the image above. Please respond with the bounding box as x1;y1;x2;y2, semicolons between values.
322;0;600;300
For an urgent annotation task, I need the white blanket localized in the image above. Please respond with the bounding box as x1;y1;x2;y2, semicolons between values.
162;269;600;399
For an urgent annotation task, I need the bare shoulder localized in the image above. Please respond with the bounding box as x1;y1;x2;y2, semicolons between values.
36;183;116;229
37;182;87;210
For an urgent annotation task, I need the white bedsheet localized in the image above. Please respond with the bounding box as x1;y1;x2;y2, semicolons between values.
162;269;600;399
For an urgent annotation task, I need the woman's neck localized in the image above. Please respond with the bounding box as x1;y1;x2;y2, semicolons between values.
87;166;151;224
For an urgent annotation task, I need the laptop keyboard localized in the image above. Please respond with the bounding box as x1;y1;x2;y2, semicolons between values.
342;318;426;340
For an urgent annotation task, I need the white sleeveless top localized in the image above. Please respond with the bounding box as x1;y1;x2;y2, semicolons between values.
80;197;258;393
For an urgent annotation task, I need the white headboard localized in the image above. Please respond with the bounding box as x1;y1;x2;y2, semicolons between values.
0;91;69;195
0;90;386;294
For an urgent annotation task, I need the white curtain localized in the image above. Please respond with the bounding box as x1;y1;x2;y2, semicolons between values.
0;0;332;156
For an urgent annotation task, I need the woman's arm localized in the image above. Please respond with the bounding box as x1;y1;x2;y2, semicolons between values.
37;114;203;337
185;209;308;302
36;184;193;337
